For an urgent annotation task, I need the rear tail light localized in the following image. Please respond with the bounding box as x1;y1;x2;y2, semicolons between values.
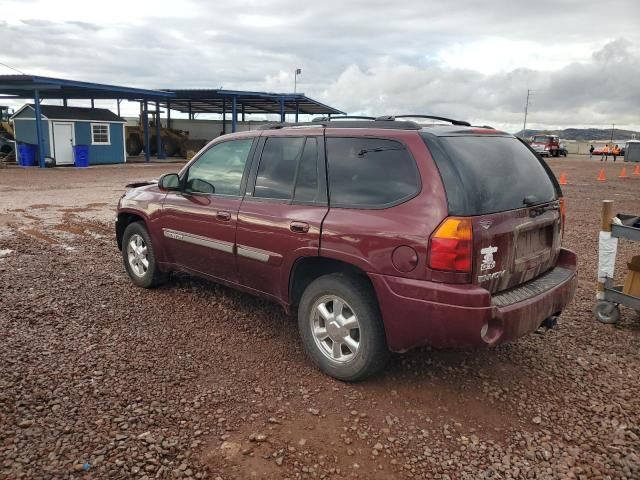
428;217;473;273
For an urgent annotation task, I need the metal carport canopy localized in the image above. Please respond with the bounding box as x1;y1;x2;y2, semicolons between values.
0;74;173;166
164;88;345;117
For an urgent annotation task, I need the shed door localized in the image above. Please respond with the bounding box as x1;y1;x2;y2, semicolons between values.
53;122;74;165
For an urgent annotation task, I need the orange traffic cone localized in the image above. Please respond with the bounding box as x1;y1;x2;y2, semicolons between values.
634;164;640;176
558;172;568;185
597;168;606;181
619;167;628;179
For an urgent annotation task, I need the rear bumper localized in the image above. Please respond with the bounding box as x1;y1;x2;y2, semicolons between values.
370;248;578;352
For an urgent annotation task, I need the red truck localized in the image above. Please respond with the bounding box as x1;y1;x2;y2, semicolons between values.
116;116;577;381
530;135;561;157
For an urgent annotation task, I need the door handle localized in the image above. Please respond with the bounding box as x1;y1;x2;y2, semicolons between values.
290;221;310;233
216;211;231;221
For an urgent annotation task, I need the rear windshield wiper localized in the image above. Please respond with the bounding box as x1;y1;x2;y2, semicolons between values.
357;147;405;157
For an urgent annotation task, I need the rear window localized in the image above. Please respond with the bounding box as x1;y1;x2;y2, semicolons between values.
424;135;557;215
326;137;420;208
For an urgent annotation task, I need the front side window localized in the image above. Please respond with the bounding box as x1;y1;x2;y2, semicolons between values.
91;123;110;144
326;137;420;208
185;139;253;195
254;137;305;200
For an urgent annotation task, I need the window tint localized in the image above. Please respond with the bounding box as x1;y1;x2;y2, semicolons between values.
424;135;557;215
254;137;305;199
186;139;253;195
326;137;419;207
293;138;321;203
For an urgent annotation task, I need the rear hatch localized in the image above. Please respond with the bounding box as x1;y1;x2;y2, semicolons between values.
423;133;562;294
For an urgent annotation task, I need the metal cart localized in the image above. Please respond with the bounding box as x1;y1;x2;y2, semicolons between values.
594;213;640;323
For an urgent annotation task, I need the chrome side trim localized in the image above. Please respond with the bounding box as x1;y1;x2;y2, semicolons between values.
237;245;270;263
162;228;233;254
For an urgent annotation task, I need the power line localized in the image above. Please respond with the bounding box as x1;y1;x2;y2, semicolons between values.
0;61;26;75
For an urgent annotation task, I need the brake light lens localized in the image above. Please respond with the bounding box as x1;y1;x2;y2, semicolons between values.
428;217;473;273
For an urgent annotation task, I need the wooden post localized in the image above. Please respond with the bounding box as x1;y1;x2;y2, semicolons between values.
597;200;615;296
601;200;614;232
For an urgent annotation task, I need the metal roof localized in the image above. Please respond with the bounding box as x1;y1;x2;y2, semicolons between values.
12;104;125;122
0;75;173;100
164;89;345;115
0;76;345;115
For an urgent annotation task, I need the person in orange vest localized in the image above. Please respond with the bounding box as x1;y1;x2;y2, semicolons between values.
613;144;620;162
601;144;609;162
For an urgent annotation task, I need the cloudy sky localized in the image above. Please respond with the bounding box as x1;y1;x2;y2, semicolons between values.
1;0;639;131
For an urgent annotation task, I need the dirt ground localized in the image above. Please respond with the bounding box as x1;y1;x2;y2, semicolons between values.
1;155;639;480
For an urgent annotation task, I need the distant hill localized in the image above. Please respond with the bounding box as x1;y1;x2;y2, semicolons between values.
514;128;640;141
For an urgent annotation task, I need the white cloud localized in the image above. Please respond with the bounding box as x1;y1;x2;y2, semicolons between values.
436;38;596;74
0;0;639;131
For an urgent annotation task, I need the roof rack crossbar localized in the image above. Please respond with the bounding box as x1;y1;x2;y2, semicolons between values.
394;114;471;127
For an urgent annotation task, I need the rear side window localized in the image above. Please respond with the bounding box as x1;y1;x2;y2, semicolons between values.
293;138;321;203
254;137;305;199
326;137;420;208
253;136;326;203
424;135;557;215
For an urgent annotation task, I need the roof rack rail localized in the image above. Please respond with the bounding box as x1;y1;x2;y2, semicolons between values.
257;119;421;131
394;114;471;127
312;115;377;122
257;121;326;130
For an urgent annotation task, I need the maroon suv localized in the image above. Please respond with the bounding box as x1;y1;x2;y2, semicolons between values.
116;116;577;381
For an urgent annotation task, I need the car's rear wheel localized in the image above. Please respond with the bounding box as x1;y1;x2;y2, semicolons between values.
298;273;389;381
122;222;166;288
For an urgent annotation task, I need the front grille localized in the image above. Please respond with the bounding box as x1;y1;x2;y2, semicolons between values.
491;267;573;307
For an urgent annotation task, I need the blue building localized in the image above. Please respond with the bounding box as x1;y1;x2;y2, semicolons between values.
11;104;126;165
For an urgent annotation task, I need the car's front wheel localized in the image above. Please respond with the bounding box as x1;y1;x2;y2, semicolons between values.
122;222;166;288
298;273;389;381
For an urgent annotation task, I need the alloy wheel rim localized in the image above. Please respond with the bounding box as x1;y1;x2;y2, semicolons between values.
310;295;361;363
127;233;149;277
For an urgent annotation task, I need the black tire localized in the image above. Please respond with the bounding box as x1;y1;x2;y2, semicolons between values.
162;137;179;157
121;222;167;288
149;136;158;156
126;134;142;156
297;273;389;381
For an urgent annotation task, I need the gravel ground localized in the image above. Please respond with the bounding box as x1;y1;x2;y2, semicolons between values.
1;157;639;480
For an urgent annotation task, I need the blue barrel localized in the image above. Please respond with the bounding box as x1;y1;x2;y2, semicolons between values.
17;143;37;167
73;145;89;168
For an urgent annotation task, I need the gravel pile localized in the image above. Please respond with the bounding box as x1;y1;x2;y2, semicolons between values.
0;158;639;479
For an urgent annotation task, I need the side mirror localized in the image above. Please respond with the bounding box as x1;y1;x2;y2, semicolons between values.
188;178;215;194
158;173;180;191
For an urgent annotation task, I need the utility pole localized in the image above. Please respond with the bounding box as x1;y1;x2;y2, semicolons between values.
522;89;532;140
610;123;615;143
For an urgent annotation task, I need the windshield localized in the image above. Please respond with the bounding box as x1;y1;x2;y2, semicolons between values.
423;134;557;215
533;136;552;143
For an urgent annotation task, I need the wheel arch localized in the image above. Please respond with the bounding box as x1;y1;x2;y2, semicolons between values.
116;210;148;250
288;256;376;309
